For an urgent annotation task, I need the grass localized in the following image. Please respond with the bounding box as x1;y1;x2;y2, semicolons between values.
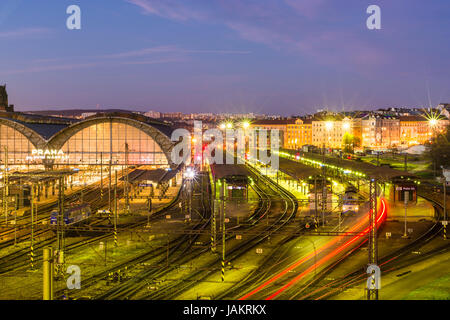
403;273;450;300
361;155;434;176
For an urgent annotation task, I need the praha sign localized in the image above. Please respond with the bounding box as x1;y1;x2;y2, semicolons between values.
26;149;69;161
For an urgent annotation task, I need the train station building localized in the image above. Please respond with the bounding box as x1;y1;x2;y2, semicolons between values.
0;111;175;170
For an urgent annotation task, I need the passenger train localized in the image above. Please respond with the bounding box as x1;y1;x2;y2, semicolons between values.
342;185;359;214
50;203;92;226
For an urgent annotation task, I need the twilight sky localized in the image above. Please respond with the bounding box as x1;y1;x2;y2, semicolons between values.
0;0;449;116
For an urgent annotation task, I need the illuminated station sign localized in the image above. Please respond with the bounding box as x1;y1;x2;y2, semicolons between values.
26;149;69;161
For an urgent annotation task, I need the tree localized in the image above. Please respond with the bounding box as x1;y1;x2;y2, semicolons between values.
427;127;450;169
342;132;355;154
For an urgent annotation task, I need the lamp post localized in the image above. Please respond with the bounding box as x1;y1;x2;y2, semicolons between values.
442;166;449;240
183;167;196;221
402;191;409;238
429;119;438;178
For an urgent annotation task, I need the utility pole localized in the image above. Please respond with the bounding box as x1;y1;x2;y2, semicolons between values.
221;181;225;282
125;143;130;213
56;176;65;276
109;159;112;211
146;195;152;227
441;167;448;240
30;183;35;270
444;179;447;240
14;207;17;246
322;176;327;227
314;176;318;232
211;179;217;253
43;247;54;300
100;152;103;199
3;146;8;223
114;170;118;247
189;178;192;220
404;153;407;172
402;191;409;238
367;178;378;300
321;141;327;228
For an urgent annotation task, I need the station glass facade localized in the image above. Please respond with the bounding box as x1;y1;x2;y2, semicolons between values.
59;122;169;166
0;124;34;164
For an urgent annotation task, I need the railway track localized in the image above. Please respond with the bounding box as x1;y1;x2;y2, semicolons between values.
0;169;137;273
66;166;278;299
124;164;299;300
291;195;445;300
0;184;99;245
0;188;113;273
68;172;210;300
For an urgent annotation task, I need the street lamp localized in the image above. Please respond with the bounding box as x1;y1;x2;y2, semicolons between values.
184;167;196;180
183;167;196;221
343;122;350;131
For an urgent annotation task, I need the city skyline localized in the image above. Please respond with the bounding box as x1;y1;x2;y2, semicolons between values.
1;0;450;115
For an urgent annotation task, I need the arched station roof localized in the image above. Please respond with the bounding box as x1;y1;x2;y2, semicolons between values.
0;112;176;166
0;117;47;149
47;115;175;166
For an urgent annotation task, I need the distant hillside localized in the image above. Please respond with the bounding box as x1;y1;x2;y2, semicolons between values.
23;109;139;117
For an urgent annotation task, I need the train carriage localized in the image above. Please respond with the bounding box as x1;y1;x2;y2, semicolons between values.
50;203;92;226
342;185;359;214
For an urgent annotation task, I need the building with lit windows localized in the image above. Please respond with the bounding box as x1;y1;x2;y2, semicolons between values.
311;116;353;149
286;119;313;150
399;116;431;146
249;119;296;148
286;119;303;149
359;116;400;149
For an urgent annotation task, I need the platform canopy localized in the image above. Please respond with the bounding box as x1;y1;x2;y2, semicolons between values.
8;169;76;183
122;167;180;184
293;151;417;182
210;164;250;181
279;157;321;181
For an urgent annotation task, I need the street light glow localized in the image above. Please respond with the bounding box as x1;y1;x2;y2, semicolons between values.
242;121;250;129
184;167;196;179
429;118;438;127
343;122;350;131
325;121;333;131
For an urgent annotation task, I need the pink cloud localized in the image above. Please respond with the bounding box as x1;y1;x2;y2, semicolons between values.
105;45;251;59
126;0;207;21
2;58;182;75
125;0;389;69
284;0;327;19
0;27;51;38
